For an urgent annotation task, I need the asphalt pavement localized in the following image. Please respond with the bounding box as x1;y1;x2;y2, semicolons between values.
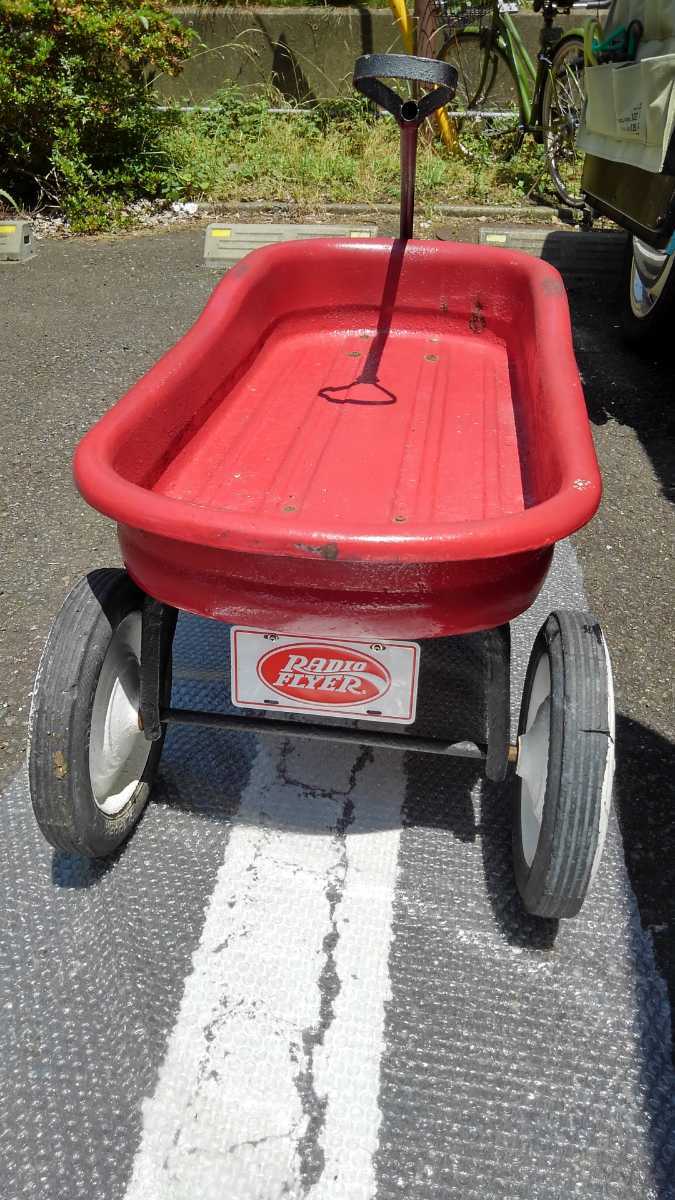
0;226;673;1199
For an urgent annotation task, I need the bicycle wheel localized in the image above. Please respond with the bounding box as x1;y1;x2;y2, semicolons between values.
541;35;586;208
437;29;524;156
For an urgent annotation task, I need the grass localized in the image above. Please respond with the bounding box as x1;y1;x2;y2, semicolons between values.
23;87;553;232
170;2;537;9
155;87;551;214
169;2;418;8
170;1;537;8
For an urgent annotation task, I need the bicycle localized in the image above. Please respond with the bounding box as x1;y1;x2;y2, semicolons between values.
419;1;611;209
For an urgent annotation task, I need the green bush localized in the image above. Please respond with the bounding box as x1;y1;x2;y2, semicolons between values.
0;0;192;228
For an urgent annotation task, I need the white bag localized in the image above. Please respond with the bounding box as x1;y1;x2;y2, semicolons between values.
577;1;675;172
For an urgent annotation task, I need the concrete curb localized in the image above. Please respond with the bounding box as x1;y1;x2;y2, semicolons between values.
477;226;626;286
196;203;626;282
197;200;565;221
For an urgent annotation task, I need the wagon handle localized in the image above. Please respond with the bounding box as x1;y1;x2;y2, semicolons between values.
353;54;456;127
353;54;457;240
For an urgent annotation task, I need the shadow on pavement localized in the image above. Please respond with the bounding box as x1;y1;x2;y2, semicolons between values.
479;775;559;951
568;277;674;508
625;886;675;1200
52;850;113;890
614;711;675;1052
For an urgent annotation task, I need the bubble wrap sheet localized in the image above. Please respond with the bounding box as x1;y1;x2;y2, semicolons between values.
1;543;673;1200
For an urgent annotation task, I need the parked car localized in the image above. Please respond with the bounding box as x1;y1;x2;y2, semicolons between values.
578;0;675;346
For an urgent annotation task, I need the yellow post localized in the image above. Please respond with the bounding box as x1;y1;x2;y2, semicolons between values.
436;105;460;151
389;0;415;54
387;0;460;151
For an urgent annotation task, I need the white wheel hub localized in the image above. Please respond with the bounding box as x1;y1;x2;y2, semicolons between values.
590;631;615;885
89;612;151;816
630;237;675;319
517;653;551;868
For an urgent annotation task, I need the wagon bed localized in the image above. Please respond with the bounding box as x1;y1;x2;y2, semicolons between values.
74;238;601;637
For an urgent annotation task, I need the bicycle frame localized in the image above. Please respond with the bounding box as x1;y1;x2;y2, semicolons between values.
434;2;589;142
386;0;588;150
459;4;587;136
498;7;538;129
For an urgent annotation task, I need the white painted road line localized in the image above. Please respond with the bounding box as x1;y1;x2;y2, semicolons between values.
124;738;404;1200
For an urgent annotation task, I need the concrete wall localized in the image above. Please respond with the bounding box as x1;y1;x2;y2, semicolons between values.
161;6;582;103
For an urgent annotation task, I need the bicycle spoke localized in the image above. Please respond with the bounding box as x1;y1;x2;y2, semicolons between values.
555;69;583;117
432;5;587;205
437;22;523;157
542;38;586;207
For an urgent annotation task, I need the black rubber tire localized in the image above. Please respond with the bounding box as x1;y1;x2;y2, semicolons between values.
513;610;615;919
28;569;176;859
620;233;675;351
436;29;525;158
541;35;586;209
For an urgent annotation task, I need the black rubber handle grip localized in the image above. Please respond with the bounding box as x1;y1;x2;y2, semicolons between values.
353;53;457;126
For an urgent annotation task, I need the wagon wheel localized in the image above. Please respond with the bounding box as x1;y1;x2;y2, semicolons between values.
28;569;176;859
513;610;615;919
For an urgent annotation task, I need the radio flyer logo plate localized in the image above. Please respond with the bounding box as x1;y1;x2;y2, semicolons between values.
231;629;420;724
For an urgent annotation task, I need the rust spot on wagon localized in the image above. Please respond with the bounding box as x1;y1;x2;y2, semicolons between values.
53;751;68;779
541;276;565;296
295;542;339;560
469;300;486;334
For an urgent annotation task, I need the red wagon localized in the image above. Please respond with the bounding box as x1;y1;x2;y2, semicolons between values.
29;55;615;918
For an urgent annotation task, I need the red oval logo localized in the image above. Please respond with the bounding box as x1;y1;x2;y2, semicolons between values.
257;643;391;707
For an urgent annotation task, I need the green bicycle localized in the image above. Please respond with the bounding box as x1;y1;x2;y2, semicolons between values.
424;0;611;208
